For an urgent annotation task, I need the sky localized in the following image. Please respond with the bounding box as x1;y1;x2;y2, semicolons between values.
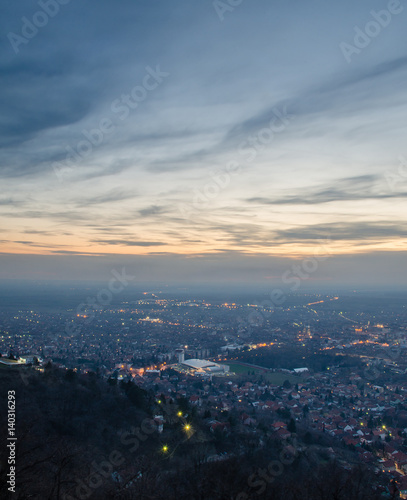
0;0;406;287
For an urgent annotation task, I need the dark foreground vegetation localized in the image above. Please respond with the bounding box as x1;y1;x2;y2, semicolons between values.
0;365;394;499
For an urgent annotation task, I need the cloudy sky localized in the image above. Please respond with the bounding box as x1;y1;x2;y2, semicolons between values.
0;0;406;286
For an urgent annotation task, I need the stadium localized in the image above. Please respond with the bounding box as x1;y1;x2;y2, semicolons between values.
175;358;229;376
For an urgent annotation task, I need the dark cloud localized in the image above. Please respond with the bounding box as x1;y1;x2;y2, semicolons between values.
13;240;55;248
138;205;167;217
1;209;89;223
247;175;407;205
23;229;52;235
50;250;106;255
222;55;407;147
91;239;167;247
273;222;407;242
74;159;133;182
146;148;214;173
144;54;407;173
0;197;25;206
0;54;94;152
0;0;179;177
75;189;137;207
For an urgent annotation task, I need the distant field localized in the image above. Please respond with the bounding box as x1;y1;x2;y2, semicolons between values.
223;363;300;385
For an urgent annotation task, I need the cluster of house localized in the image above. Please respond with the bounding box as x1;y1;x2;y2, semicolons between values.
135;365;407;496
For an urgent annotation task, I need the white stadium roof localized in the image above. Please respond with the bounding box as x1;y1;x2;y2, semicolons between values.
181;359;217;369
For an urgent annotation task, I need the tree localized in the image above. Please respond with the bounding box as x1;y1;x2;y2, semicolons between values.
228;415;237;427
287;418;297;433
177;396;190;413
65;369;76;382
122;380;147;408
277;408;291;420
304;431;313;444
283;379;292;389
107;377;117;386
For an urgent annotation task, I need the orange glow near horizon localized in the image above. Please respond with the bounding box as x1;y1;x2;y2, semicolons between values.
2;237;407;258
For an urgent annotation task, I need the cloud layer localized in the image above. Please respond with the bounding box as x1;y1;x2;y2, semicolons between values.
0;0;406;285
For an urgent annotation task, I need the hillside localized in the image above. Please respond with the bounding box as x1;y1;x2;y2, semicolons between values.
0;365;390;499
